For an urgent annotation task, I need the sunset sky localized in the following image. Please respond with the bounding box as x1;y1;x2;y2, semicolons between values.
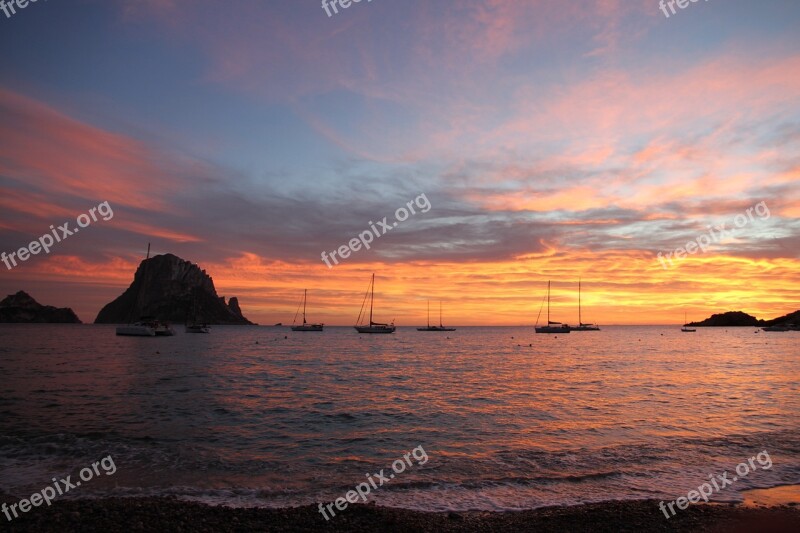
1;0;798;325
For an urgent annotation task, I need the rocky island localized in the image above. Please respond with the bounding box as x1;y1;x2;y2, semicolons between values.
0;291;82;323
687;310;800;328
94;254;254;325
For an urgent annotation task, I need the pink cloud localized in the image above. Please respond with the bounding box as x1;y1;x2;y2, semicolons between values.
0;89;205;244
0;89;182;211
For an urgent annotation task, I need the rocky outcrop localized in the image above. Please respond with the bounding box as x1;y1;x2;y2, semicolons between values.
228;297;243;318
764;310;800;327
688;310;800;327
687;311;762;327
94;254;254;325
0;291;82;323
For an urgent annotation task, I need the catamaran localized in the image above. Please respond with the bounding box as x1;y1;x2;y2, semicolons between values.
535;280;570;334
570;278;600;331
291;289;324;332
417;300;456;332
354;274;395;334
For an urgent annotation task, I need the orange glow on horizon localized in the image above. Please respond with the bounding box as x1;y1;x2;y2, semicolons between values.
7;249;796;327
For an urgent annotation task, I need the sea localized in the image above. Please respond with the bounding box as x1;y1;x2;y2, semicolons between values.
1;324;798;512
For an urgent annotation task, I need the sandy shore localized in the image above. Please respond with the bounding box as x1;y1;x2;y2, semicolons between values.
2;497;799;532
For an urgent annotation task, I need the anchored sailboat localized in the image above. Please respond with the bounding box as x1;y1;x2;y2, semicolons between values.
681;311;696;332
185;289;210;333
417;300;456;332
354;274;395;334
291;289;324;332
185;323;210;334
570;278;600;331
535;280;570;334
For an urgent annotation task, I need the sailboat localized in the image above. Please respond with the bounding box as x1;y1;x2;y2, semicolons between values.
535;281;570;334
354;274;396;334
185;323;210;334
681;311;696;332
185;290;210;333
570;278;600;331
417;300;456;332
291;289;324;332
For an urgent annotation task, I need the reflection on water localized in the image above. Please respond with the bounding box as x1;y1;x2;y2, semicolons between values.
743;485;800;507
0;324;798;511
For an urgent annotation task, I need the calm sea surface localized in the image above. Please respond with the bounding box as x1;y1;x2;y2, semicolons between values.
1;324;798;511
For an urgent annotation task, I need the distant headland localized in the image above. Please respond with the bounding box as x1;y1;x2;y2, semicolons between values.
687;310;800;327
0;291;82;323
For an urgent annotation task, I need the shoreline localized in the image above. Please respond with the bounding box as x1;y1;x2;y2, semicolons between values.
2;497;799;532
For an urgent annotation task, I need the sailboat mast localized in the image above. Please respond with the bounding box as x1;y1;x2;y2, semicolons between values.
547;280;551;323
303;289;307;324
579;278;582;325
427;300;430;328
439;300;443;327
370;274;374;325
